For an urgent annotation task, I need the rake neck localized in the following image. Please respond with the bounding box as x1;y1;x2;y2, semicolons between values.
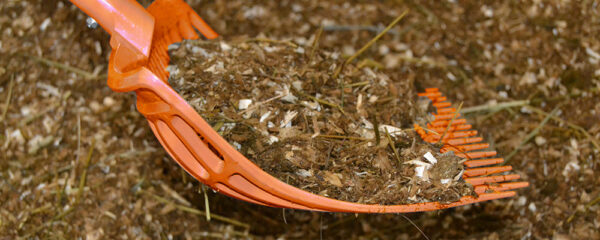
69;0;155;71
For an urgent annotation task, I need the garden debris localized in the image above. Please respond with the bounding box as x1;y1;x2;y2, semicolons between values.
169;40;475;204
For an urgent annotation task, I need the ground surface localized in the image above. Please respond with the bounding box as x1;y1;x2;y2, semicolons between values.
1;0;599;239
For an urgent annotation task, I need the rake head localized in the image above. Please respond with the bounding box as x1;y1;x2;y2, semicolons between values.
70;0;528;213
415;88;529;197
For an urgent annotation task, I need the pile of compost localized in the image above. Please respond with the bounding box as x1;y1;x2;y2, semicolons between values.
168;39;475;204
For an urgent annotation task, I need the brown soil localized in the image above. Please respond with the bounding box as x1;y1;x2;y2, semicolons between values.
1;0;599;239
169;40;474;204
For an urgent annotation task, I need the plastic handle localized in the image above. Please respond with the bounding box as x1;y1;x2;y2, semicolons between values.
69;0;118;34
70;0;155;70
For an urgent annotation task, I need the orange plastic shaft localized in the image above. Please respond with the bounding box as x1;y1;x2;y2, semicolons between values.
70;0;154;68
70;0;119;34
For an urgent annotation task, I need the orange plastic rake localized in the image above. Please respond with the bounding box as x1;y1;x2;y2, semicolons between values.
69;0;528;213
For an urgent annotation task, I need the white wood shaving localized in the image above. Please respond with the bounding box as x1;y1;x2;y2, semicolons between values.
423;152;438;164
238;99;252;110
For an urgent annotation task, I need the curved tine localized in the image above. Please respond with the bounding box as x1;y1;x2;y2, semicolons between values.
476;191;516;201
447;192;516;208
189;11;218;39
446;137;483;146
474;182;530;194
465;174;521;186
223;175;315;210
463;165;512;178
464;158;505;168
155;40;170;60
434;113;461;120
433;101;452;108
178;19;199;40
460;143;490;151
430;118;467;127
441;143;489;153
213;183;276;207
455;151;497;159
433;96;447;103
417;91;442;98
169;28;183;46
437;107;456;114
430;124;472;133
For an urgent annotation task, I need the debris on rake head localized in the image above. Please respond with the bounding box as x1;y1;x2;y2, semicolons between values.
415;88;529;197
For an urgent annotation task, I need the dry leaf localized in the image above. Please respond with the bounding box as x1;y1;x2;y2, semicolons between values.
322;171;343;187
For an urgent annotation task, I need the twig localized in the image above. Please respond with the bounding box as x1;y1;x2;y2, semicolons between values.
160;183;192;206
245;38;298;48
394;55;446;68
27;54;105;80
340;80;345;107
389;54;468;81
502;107;559;165
201;185;211;221
75;140;95;205
384;128;402;164
212;121;224;133
586;195;600;207
319;213;323;240
300;25;323;76
438;102;463;144
373;113;381;145
193;230;252;239
21;208;73;239
316;135;368;141
324;215;358;229
420;127;440;136
293;89;346;115
306;26;323;65
333;10;409;79
567;194;600;223
526;105;600;152
58;168;70;207
356;59;384;69
529;87;599;105
460;100;530;114
343;81;371;88
405;0;439;24
239;92;285;115
25;141;94;239
19;102;60;127
361;215;426;239
76;114;81;163
23;206;76;239
402;55;470;82
400;214;430;240
203;114;238;124
142;190;250;230
323;25;402;36
181;169;188;185
1;75;14;121
30;204;52;215
475;107;505;123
